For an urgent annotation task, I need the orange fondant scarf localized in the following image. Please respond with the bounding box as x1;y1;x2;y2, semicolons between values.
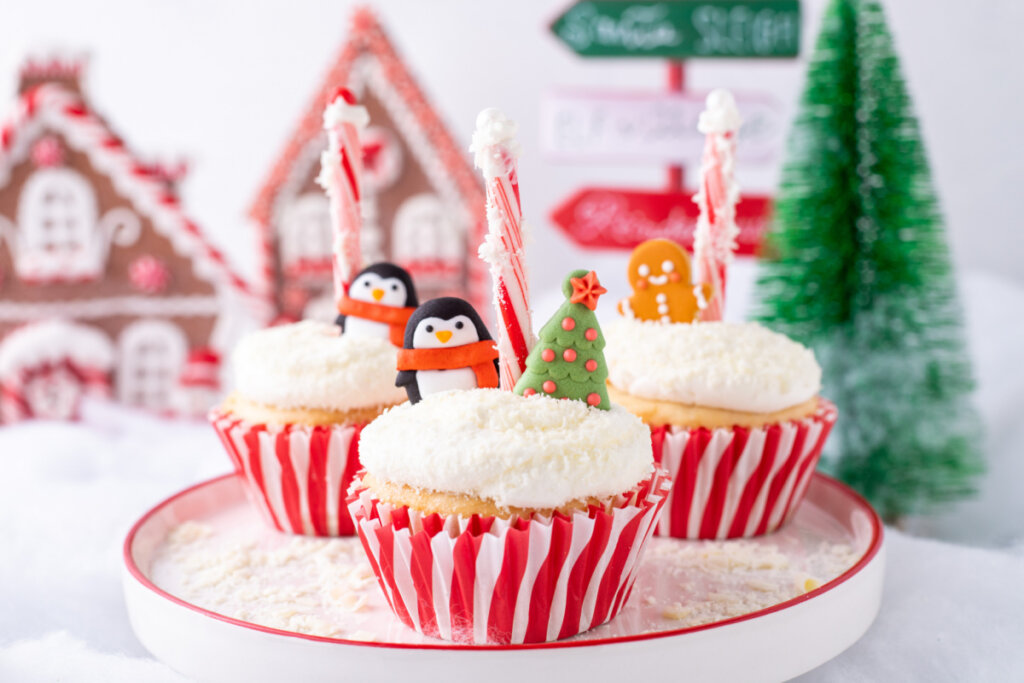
396;340;500;389
337;296;416;347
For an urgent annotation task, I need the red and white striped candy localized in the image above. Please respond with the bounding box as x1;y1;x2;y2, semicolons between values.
693;90;742;322
471;109;535;389
210;410;365;537
319;88;369;304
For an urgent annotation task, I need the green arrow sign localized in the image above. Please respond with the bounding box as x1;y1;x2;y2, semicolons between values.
551;1;801;58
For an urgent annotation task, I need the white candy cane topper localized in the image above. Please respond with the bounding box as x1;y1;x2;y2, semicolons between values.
692;89;742;322
318;88;370;305
471;108;535;389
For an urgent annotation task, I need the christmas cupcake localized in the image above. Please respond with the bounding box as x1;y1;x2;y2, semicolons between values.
210;263;417;537
347;271;670;644
605;241;836;539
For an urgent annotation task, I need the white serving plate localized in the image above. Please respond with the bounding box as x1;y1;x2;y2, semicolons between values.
124;473;884;683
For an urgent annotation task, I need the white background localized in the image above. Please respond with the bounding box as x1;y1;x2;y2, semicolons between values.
2;0;1021;295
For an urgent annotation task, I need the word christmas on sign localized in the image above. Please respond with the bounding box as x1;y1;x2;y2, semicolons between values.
540;91;782;164
550;188;770;255
551;0;801;59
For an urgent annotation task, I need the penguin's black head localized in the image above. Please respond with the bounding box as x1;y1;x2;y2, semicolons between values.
403;297;492;350
349;262;418;308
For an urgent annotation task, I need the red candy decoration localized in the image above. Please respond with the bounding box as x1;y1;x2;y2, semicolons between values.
561;317;575;331
129;255;171;294
568;270;608;311
542;380;556;394
523;388;537;397
585;359;598;372
587;393;601;406
563;349;577;362
585;328;598;341
541;348;555;362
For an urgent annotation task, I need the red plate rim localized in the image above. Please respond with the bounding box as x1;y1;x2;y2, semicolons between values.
123;472;883;652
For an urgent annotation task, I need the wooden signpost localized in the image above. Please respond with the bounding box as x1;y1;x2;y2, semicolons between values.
547;0;801;253
550;188;771;254
540;90;784;164
550;0;801;58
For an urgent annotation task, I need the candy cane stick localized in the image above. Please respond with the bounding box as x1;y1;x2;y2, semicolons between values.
471;108;535;389
693;89;742;322
318;88;369;305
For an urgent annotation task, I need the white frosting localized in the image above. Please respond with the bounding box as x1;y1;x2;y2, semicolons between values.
359;389;653;509
231;321;406;411
604;319;821;413
469;108;521;179
697;89;742;134
322;97;370;130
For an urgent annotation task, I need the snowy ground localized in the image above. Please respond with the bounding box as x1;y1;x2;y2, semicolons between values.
1;264;1022;681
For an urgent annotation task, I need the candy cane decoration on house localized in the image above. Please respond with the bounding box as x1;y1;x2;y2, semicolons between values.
471;108;535;389
693;89;743;322
318;88;369;305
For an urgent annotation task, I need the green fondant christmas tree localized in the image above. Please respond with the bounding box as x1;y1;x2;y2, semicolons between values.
753;0;982;522
514;270;610;409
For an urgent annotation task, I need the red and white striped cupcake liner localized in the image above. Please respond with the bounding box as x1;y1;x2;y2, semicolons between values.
650;399;837;539
347;468;671;645
209;410;364;537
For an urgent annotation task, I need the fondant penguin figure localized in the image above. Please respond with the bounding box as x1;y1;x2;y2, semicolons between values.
336;263;418;346
395;297;500;404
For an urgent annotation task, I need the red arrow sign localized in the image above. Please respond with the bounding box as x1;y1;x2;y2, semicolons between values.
550;188;771;254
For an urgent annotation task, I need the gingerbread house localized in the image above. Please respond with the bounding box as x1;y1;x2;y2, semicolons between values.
0;56;259;421
249;8;488;323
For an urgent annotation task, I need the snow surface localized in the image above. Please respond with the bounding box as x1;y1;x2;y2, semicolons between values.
1;264;1022;681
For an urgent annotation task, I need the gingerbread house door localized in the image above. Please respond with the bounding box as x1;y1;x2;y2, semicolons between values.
117;320;187;412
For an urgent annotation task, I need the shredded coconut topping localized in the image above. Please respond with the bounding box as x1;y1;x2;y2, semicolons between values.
322;97;369;129
359;388;652;509
604;320;821;413
231;321;406;412
697;89;742;134
469;108;521;179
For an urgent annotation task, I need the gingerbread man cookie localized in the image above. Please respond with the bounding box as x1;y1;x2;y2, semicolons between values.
617;239;713;323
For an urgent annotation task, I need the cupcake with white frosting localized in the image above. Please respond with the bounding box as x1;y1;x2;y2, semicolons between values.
210;320;408;536
604;318;837;539
347;271;670;644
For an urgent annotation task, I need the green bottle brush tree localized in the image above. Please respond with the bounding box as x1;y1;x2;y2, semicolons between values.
754;0;983;522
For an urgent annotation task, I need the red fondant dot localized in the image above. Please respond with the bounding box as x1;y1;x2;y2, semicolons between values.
541;348;555;362
585;359;598;372
587;393;602;406
562;348;577;362
584;328;598;341
561;317;576;331
523;388;537;397
542;380;557;394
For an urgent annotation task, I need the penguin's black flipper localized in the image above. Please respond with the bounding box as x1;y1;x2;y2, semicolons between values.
396;370;421;404
335;313;347;332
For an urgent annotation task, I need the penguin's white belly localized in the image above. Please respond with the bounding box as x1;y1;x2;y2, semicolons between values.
416;368;477;397
344;316;391;341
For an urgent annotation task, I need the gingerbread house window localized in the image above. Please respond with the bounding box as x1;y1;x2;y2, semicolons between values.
16;168;97;278
6;166;140;282
117;320;186;411
279;193;332;276
392;193;463;284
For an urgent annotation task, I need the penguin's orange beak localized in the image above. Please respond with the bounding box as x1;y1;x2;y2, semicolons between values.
371;288;384;301
435;330;453;344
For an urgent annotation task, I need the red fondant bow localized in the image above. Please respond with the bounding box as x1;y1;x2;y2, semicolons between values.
337;295;415;347
396;341;500;389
